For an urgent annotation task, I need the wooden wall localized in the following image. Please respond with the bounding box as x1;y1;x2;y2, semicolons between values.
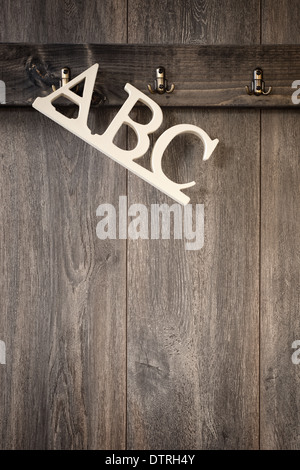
261;0;300;449
0;0;299;450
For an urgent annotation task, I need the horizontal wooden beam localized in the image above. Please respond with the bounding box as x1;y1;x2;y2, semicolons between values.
0;44;300;108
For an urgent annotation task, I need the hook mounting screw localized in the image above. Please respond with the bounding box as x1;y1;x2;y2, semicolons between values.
148;66;175;94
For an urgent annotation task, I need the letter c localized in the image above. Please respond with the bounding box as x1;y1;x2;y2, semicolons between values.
151;124;219;192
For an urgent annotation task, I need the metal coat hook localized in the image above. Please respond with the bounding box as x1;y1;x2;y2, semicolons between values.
52;67;70;92
246;68;272;96
148;66;175;94
49;65;104;106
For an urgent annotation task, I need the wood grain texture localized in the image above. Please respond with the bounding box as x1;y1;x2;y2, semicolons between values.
1;44;300;107
260;0;300;450
126;107;260;449
261;110;300;449
0;0;127;43
126;0;260;450
0;0;128;450
0;108;127;449
128;0;260;45
1;0;298;451
262;0;300;44
127;0;260;449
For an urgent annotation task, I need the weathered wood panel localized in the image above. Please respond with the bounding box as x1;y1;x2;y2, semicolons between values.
0;0;127;43
262;0;300;44
260;110;300;449
0;107;127;450
127;0;260;449
126;108;260;449
0;0;127;450
1;0;299;451
260;0;300;450
128;0;260;45
1;44;300;107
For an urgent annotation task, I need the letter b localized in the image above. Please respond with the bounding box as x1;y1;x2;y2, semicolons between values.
101;83;163;161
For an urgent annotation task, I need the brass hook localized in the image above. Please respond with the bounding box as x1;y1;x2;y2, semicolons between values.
52;67;70;92
246;68;272;96
148;66;175;94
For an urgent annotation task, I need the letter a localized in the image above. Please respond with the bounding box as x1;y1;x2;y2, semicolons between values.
32;64;99;135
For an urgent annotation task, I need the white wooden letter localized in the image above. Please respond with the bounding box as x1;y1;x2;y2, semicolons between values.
32;64;219;204
101;83;163;161
33;64;99;136
150;124;219;204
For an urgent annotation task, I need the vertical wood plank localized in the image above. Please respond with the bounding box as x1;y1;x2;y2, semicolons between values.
261;110;300;449
128;0;260;44
0;108;127;449
127;0;260;449
0;0;127;43
0;0;127;449
261;0;300;450
262;0;300;44
126;109;260;449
